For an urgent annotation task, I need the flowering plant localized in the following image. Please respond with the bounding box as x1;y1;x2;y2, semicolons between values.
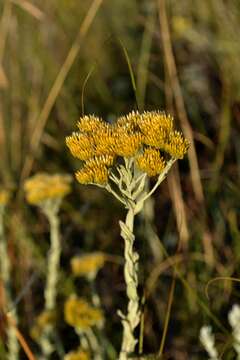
66;110;189;358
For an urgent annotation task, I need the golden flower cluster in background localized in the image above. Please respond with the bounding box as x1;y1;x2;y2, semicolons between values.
71;252;105;279
64;348;90;360
66;111;189;185
0;189;11;206
64;296;104;330
30;310;56;339
24;173;72;205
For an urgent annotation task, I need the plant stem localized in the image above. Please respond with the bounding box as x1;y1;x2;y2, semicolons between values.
119;205;141;359
40;208;61;358
44;211;60;311
136;158;176;211
117;157;176;358
85;328;102;360
0;207;19;360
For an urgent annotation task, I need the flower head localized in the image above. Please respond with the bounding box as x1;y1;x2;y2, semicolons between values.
75;155;114;185
71;252;105;279
163;131;190;159
64;296;104;330
66;110;189;185
24;173;72;205
116;111;142;131
66;132;95;161
136;148;166;177
114;128;142;157
77;115;106;133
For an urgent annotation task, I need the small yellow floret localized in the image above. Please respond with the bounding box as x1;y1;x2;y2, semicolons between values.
76;165;108;185
139;111;174;130
139;111;173;149
64;296;104;330
67;121;116;159
0;190;10;206
136;148;166;176
30;310;56;339
116;111;142;130
77;115;106;133
71;252;105;279
64;348;90;360
75;166;94;184
164;131;190;159
66;132;95;161
24;173;71;205
114;128;142;157
75;155;114;185
92;126;116;156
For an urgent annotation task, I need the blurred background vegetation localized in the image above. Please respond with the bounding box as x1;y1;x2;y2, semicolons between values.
0;0;240;358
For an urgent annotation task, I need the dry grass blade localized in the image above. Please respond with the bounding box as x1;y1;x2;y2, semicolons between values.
136;11;155;111
0;0;12;61
0;0;12;181
157;0;204;204
205;276;240;300
167;164;189;249
145;248;227;334
20;0;104;183
0;64;8;88
211;77;232;193
158;276;176;357
158;0;215;265
145;253;205;298
11;0;45;20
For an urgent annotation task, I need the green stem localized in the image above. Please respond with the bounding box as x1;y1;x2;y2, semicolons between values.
0;207;19;360
119;206;141;359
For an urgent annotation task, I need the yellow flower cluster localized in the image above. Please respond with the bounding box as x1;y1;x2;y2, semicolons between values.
75;155;114;185
164;130;190;159
64;349;90;360
66;111;189;185
136;148;166;177
71;252;105;279
24;173;71;205
0;190;10;206
30;310;56;339
113;129;142;157
64;296;104;330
